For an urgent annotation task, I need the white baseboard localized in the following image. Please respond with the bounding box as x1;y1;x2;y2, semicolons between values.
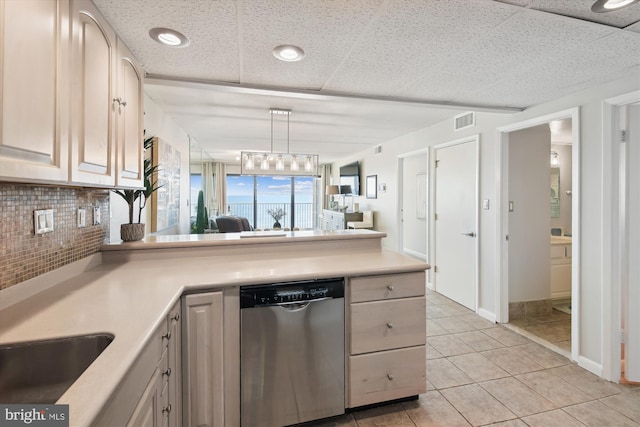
478;308;497;323
403;248;426;261
427;282;435;291
577;355;603;377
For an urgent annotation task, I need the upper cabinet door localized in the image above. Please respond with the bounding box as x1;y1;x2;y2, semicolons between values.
0;0;70;183
69;0;116;187
116;40;144;188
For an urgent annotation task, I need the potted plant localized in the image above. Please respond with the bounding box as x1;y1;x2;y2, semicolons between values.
112;135;162;241
267;207;286;229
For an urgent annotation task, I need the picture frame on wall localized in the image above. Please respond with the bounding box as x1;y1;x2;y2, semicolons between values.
366;175;377;199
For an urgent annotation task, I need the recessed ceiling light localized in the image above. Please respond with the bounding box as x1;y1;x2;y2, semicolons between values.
592;0;640;12
149;27;190;47
273;45;305;62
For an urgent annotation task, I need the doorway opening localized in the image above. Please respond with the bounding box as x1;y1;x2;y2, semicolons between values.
496;108;580;362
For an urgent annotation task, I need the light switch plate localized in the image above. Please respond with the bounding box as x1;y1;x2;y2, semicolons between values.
77;208;86;228
34;209;54;234
93;207;101;225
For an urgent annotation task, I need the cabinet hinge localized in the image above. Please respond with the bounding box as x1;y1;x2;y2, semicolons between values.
435;160;440;168
621;129;627;143
435;213;438;220
434;266;438;273
621;329;625;343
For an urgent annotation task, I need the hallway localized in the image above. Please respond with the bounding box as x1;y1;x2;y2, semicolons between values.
307;288;639;427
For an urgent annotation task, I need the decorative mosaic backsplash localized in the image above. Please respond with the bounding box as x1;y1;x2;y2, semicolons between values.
0;184;110;290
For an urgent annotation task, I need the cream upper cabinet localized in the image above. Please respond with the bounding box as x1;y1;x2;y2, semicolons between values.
69;0;116;187
0;0;70;183
115;39;144;188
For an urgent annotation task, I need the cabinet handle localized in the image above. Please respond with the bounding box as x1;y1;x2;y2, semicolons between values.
162;331;171;340
386;322;393;329
112;97;127;107
162;368;172;377
171;312;180;321
387;374;394;381
387;285;394;291
162;404;172;414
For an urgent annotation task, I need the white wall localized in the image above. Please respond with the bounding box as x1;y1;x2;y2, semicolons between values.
508;125;551;302
109;94;192;241
331;70;640;370
551;143;573;234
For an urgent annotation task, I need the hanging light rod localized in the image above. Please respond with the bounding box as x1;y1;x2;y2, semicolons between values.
241;108;319;176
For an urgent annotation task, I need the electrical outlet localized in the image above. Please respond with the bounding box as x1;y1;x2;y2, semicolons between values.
34;209;54;234
77;208;86;228
93;206;101;225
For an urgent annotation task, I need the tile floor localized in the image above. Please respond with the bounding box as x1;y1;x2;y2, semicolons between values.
305;288;640;427
507;307;572;355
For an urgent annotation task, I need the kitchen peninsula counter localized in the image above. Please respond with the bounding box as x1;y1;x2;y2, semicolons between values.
0;230;428;427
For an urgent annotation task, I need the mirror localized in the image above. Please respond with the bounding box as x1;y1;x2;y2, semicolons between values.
550;166;560;218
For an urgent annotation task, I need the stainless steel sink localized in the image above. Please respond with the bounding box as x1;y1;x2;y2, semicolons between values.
0;333;114;403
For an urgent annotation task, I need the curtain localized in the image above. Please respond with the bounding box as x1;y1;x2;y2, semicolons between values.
214;162;227;216
203;162;216;217
320;164;331;210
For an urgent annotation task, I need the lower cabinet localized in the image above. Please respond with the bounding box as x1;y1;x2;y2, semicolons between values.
346;272;427;408
182;291;225;427
95;300;181;427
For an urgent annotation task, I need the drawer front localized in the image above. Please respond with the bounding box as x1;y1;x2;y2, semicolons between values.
350;272;425;303
349;346;426;408
550;245;566;259
350;297;426;354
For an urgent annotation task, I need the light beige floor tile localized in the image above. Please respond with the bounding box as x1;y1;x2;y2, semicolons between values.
600;391;640;423
440;384;517;426
512;343;571;369
522;409;586;426
454;330;505;352
427;319;449;337
549;364;632;398
431;316;477;333
480;377;556;417
426;342;444;360
426;380;436;391
482;328;532;347
530;310;571;323
300;413;358;426
520;323;570;343
515;371;592;406
449;353;510;382
482;420;528;427
402;390;471;426
457;313;499;330
427;305;455;319
480;347;546;375
556;339;572;352
563;401;640;427
352;403;415;427
508;316;541;327
427;357;474;389
427;335;475;357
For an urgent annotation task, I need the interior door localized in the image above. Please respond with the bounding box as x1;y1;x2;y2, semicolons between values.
433;139;478;310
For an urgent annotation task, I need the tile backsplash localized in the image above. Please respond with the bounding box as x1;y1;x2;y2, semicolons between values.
0;184;110;290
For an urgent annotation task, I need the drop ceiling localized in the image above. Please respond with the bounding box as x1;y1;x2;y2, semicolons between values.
93;0;640;164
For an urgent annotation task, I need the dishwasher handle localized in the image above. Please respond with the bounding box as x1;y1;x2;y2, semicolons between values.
276;297;331;311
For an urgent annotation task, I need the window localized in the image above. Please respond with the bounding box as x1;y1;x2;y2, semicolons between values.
226;175;315;229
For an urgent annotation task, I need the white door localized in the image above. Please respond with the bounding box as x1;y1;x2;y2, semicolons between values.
433;138;478;310
624;103;640;381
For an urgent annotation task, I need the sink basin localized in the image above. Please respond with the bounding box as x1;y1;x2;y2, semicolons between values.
0;333;114;403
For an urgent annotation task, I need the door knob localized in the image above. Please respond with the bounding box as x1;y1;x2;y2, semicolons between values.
461;232;476;237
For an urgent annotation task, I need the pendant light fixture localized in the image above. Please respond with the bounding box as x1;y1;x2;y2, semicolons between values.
241;109;319;176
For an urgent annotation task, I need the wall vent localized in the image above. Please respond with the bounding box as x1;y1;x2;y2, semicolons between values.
374;144;383;154
454;111;475;131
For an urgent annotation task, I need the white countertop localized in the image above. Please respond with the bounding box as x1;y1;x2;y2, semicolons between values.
550;235;572;245
0;233;427;427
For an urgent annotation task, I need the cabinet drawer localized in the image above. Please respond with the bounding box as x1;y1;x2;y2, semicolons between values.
349;272;425;303
349;346;426;408
350;297;426;354
550;245;566;259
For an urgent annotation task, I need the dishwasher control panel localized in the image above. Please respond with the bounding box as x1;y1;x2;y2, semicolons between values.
240;278;344;308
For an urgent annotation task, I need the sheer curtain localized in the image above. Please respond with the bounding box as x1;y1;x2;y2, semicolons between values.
203;162;216;217
320;164;331;210
214;162;226;216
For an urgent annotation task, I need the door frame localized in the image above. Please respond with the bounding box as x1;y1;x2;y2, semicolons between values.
495;107;581;361
397;148;430;261
602;91;640;381
430;135;480;311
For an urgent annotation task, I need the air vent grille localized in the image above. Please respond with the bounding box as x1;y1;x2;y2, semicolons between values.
454;112;475;131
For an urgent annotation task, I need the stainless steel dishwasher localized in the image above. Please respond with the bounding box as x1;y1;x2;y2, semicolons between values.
240;278;345;427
